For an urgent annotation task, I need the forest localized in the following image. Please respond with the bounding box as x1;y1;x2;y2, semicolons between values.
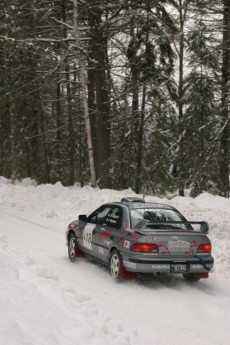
0;0;229;197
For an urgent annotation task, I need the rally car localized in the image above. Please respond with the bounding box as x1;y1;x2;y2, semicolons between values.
66;197;214;281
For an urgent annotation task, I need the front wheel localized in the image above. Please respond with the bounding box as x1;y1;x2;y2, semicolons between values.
68;233;80;262
109;249;136;281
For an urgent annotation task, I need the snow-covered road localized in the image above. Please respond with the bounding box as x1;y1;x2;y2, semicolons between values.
0;178;230;345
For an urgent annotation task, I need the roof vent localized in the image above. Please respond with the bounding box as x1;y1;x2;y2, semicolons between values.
121;197;145;203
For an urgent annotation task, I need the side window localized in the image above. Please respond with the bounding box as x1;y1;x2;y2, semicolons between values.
130;209;144;228
105;207;122;229
88;206;111;225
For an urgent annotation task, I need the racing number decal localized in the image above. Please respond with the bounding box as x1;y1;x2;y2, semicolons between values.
83;224;95;250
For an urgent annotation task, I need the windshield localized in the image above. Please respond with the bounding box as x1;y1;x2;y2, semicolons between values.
130;208;192;230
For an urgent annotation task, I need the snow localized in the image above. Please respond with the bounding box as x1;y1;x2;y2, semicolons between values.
0;178;230;345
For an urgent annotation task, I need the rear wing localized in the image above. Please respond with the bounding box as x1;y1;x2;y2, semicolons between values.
134;220;209;234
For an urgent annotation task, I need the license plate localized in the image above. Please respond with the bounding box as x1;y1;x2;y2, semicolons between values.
171;263;187;273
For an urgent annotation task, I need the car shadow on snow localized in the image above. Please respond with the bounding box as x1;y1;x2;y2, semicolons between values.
136;273;187;289
64;255;213;292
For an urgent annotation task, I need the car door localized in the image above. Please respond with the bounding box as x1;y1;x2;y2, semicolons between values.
93;206;123;262
83;205;113;258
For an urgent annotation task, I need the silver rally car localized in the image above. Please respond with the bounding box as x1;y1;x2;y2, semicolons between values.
66;197;214;281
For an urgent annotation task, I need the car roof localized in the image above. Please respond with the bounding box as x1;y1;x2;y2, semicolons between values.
108;197;176;211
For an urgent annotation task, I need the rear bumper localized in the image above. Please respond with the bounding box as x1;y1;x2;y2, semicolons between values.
122;253;214;274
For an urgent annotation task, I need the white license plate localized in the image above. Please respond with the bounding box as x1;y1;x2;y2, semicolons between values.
171;263;187;273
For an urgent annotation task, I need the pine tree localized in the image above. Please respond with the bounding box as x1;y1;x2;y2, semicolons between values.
219;0;230;197
184;15;220;196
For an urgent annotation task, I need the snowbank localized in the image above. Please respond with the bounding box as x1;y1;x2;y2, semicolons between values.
0;178;230;345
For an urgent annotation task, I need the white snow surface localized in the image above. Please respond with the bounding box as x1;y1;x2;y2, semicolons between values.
0;177;230;345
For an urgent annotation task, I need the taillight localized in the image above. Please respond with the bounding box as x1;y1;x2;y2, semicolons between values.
130;243;158;253
197;243;211;254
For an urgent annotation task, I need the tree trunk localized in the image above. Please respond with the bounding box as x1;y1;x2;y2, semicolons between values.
135;85;146;193
56;81;62;181
177;0;186;196
10;105;17;181
88;3;111;187
61;0;75;186
73;0;96;187
219;0;230;197
39;109;50;184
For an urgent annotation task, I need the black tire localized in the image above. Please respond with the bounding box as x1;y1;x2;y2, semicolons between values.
110;249;122;280
109;249;136;281
68;233;79;262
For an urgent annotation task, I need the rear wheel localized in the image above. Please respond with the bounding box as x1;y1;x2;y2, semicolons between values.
109;249;136;281
68;233;80;262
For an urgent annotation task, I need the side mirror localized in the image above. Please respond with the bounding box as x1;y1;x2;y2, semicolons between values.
200;221;209;234
79;214;88;222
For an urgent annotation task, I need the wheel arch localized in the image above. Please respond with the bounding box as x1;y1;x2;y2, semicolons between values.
109;246;120;259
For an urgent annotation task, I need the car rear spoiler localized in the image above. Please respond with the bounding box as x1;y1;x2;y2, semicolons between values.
134;219;209;234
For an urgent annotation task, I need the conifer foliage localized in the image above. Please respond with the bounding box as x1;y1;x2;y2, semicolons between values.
0;0;229;196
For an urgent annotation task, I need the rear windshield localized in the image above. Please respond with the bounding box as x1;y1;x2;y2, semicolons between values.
130;208;192;230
